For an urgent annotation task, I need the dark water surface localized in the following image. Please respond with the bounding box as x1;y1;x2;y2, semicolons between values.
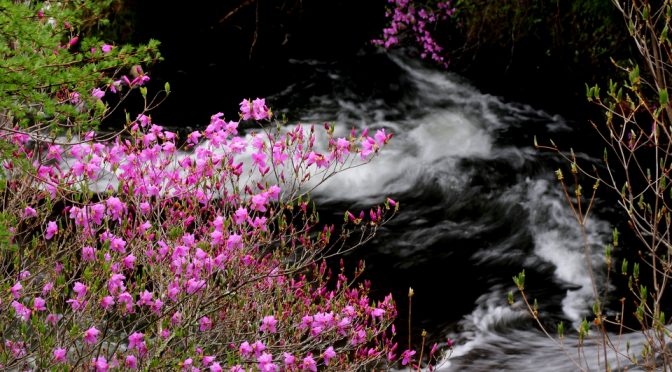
263;53;618;370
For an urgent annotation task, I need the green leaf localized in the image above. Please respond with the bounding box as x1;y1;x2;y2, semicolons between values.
660;88;669;106
629;65;640;85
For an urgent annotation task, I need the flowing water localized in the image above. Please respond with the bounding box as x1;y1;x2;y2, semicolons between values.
265;52;647;371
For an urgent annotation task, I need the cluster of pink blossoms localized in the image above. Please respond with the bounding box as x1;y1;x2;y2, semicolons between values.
372;0;455;67
0;94;444;370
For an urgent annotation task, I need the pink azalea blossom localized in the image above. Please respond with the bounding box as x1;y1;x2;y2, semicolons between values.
46;313;62;326
73;282;88;298
45;220;58;240
251;340;266;357
123;254;136;269
125;355;137;369
257;352;276;372
128;332;145;350
83;326;100;344
11;301;31;321
323;346;336;365
283;352;295;367
226;234;243;250
186;278;206;294
302;354;317;372
371;307;385;317
23;206;37;218
42;281;53;295
401;349;416;366
53;347;67;363
33;297;47;311
252;98;271;120
92;88;105;100
239;341;253;357
10;282;22;299
82;246;96;261
199;316;212;331
233;207;248;225
202;356;215;367
92;356;108;372
100;296;115;310
260;315;278;333
240;99;253;120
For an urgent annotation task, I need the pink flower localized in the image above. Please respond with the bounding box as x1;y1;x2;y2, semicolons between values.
10;282;22;299
66;298;86;311
42;282;53;295
45;220;58;240
226;234;243;250
374;128;389;146
46;313;62;326
92;88;105;100
240;99;253;120
83;326;100;345
100;296;115;310
181;358;193;371
128;332;145;350
106;197;126;221
108;273;126;295
323;346;336;365
47;144;64;161
73;282;88;298
123;254;136;269
53;347;67;363
92;356;108;372
125;355;137;369
302;354;317;372
210;230;223;245
233;207;248;225
252;98;271;120
110;236;127;253
257;352;277;372
33;297;47;311
251;340;266;357
82;246;96;261
186;278;205;294
283;352;295;367
202;356;215;367
23;206;37;218
371;307;385;317
401;349;416;366
137;290;153;306
199;316;212;331
139;202;151;215
260;315;278;333
239;341;253;357
209;362;222;372
101;44;112;53
11;301;31;321
251;193;269;212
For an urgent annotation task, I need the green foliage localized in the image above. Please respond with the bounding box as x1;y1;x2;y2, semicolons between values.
0;0;161;136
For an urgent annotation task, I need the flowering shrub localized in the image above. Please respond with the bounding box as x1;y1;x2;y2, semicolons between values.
0;89;424;370
373;0;455;67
